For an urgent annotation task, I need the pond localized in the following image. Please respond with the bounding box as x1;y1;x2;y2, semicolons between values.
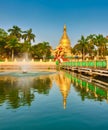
0;70;108;130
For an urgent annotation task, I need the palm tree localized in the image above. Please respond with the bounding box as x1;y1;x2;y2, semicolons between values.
86;34;96;57
5;36;19;61
0;28;8;37
8;25;22;41
78;35;88;60
22;28;35;43
94;34;107;57
0;28;8;59
22;29;35;54
41;42;51;60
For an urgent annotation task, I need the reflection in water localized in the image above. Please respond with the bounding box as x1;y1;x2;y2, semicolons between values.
0;71;108;109
65;72;108;103
55;71;71;109
32;76;52;94
0;71;72;109
0;75;52;109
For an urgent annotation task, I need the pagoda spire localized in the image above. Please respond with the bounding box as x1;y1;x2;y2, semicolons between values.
59;25;71;47
63;24;66;32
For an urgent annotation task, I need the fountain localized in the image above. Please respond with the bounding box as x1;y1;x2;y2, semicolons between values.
0;52;56;78
0;54;55;77
21;59;29;73
20;53;30;73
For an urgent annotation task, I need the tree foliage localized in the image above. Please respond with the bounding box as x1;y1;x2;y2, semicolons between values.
31;42;51;59
22;28;35;43
72;34;108;59
0;25;108;61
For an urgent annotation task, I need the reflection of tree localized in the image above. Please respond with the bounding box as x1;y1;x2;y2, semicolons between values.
74;84;106;102
0;77;35;109
0;75;52;109
33;77;52;95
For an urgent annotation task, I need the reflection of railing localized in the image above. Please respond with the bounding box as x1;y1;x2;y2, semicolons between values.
61;60;108;76
65;72;108;100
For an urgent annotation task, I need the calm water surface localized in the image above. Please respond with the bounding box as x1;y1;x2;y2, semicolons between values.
0;70;108;130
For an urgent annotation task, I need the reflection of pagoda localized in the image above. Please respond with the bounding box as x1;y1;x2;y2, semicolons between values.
55;72;71;109
51;25;72;61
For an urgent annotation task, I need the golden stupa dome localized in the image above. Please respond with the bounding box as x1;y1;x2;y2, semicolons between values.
59;25;71;48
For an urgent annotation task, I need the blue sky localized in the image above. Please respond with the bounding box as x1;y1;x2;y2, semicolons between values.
0;0;108;48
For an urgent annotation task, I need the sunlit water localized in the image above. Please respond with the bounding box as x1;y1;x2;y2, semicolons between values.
0;70;108;130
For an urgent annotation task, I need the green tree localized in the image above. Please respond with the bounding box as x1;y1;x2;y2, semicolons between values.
0;28;7;37
8;25;22;41
5;36;19;61
77;35;88;60
22;28;35;43
86;34;96;57
31;42;51;60
0;28;8;59
94;34;108;57
22;29;35;55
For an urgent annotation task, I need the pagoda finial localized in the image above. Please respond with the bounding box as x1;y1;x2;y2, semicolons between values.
64;24;66;31
63;98;66;109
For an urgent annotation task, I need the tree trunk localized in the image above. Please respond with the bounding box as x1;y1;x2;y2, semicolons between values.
82;48;84;60
12;49;14;61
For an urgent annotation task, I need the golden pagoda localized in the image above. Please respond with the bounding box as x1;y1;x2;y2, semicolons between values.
52;25;72;59
59;25;71;47
58;25;72;55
